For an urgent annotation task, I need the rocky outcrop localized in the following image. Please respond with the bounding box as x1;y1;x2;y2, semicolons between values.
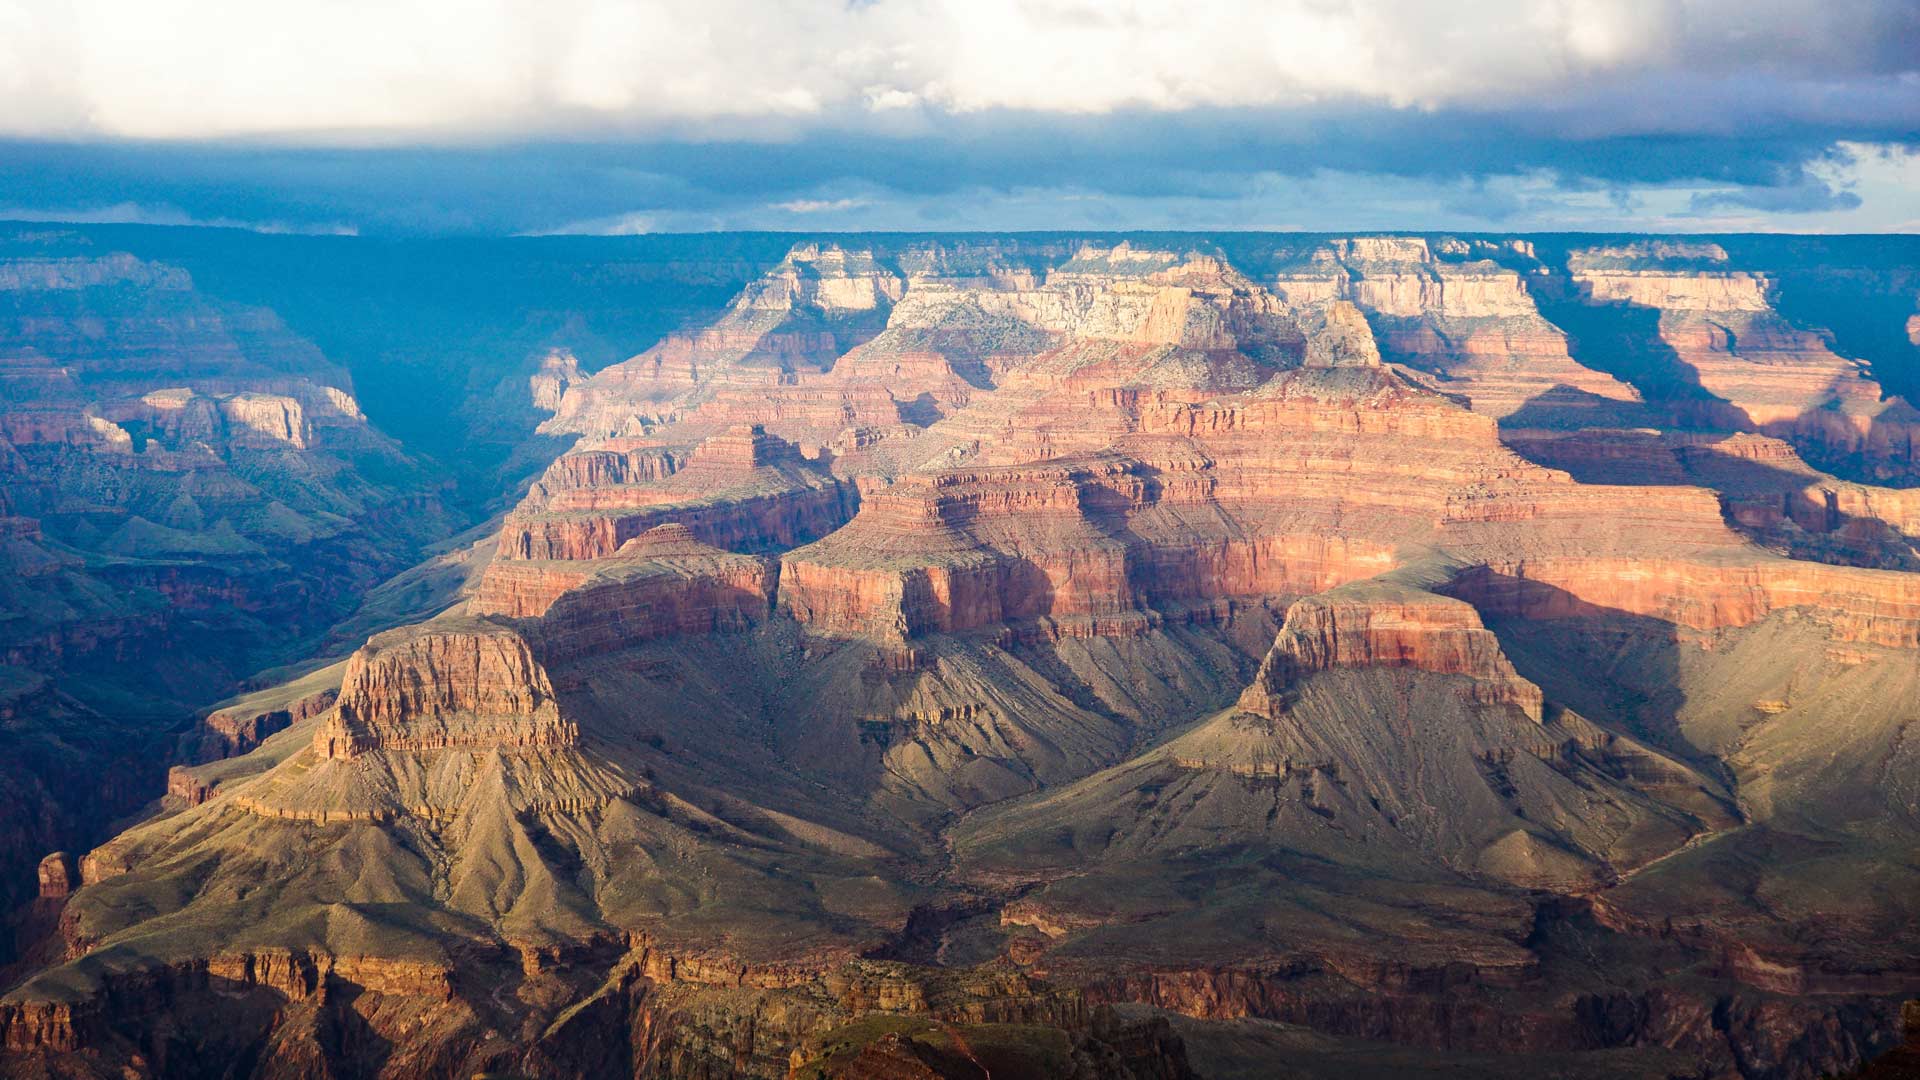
190;685;339;761
540;245;904;438
165;765;216;807
1573;269;1772;312
215;392;311;448
519;526;776;658
1300;299;1382;368
528;348;584;412
0;252;195;293
498;426;855;561
34;852;75;902
313;617;574;760
778;461;1136;641
500;479;853;561
1272;237;1647;423
1016;244;1303;358
1239;586;1544;720
1567;256;1920;483
534;439;686;493
958;597;1725;900
0;948;454;1056
469;560;602;619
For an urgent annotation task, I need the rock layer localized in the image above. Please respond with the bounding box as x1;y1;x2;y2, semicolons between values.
315;616;574;760
1240;585;1544;720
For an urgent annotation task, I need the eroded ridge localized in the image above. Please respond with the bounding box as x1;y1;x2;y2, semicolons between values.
1239;584;1544;721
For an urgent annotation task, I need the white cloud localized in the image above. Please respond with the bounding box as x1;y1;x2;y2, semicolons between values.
770;197;870;214
0;0;1909;140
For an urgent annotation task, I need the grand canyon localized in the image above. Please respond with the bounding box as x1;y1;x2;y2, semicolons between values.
1;227;1918;1079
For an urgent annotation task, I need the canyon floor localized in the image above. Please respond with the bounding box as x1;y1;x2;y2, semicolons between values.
2;229;1919;1079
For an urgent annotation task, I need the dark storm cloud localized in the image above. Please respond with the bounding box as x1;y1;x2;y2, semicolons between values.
4;96;1913;235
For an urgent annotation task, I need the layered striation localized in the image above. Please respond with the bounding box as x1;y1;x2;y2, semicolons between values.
519;526;776;659
1448;554;1920;648
1271;237;1649;426
1238;584;1544;720
496;425;855;562
314;615;574;761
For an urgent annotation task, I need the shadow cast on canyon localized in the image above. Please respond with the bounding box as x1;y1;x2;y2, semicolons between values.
1495;383;1655;434
1524;272;1755;433
1443;568;1700;765
1517;253;1920;487
1503;387;1919;571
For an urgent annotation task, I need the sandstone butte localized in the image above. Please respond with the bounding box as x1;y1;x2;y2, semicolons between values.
5;236;1920;1080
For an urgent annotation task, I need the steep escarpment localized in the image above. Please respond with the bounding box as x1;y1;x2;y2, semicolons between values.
779;363;1536;650
1236;583;1544;720
1447;554;1920;649
179;664;345;763
1509;428;1920;570
0;942;1193;1080
514;527;777;659
538;242;913;441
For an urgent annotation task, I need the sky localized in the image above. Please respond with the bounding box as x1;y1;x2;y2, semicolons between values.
1;0;1917;236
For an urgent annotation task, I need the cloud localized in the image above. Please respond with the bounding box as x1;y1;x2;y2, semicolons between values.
5;132;1916;237
0;3;1912;234
0;1;1913;140
534;210;662;236
770;198;871;214
1689;180;1863;215
0;200;359;235
510;152;1920;237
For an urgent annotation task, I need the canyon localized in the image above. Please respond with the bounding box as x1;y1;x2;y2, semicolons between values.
2;229;1919;1079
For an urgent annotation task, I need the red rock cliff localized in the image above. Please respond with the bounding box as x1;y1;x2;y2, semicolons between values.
1239;586;1545;720
314;617;575;760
